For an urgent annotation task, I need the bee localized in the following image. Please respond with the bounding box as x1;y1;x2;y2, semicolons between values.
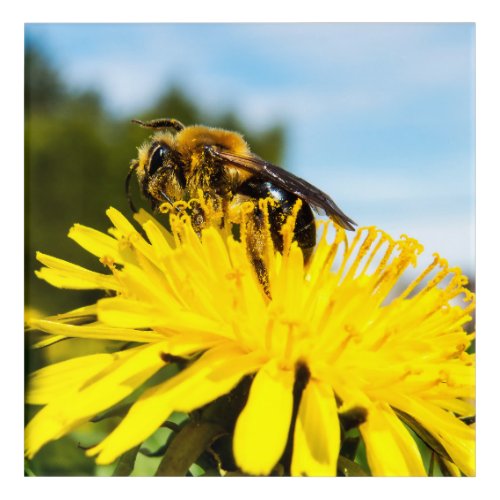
127;118;356;284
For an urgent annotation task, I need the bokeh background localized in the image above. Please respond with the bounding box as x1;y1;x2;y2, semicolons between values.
24;22;475;476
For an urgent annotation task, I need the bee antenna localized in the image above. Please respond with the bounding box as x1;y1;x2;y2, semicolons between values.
131;118;185;132
126;160;139;213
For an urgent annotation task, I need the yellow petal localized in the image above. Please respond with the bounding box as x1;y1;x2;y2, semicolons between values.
88;343;260;464
97;297;165;328
389;394;475;476
157;330;228;354
27;353;115;405
233;361;294;475
28;305;99;347
30;319;166;343
134;209;175;247
441;458;462;477
200;228;234;279
106;207;157;263
360;402;426;476
174;350;265;412
25;342;167;459
291;381;340;476
31;334;66;349
35;252;119;290
113;261;174;307
142;219;174;262
106;207;139;237
97;296;230;336
46;304;98;321
68;224;123;263
272;243;305;313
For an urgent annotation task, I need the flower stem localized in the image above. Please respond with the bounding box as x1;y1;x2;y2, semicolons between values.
155;420;226;476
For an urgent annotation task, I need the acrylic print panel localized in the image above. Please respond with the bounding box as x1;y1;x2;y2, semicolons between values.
25;23;475;477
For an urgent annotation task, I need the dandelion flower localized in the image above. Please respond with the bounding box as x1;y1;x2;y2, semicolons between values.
25;201;475;476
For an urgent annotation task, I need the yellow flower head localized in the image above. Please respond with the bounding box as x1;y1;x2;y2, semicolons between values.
26;201;475;476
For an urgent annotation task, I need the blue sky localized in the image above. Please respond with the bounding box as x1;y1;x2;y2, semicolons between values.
25;23;475;273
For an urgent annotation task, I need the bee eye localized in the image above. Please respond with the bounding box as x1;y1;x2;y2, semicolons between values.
149;145;168;175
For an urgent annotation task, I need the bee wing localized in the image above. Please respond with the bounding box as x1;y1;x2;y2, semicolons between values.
210;149;357;230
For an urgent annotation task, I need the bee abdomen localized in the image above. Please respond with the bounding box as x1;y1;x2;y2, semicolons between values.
237;179;316;264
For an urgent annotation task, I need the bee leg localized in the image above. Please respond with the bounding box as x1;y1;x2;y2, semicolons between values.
125;160;139;213
160;190;175;205
246;241;271;298
188;200;207;235
160;191;183;214
250;254;271;297
241;211;272;297
220;197;229;229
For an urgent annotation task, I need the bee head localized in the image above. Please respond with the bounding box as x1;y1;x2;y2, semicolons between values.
127;138;174;214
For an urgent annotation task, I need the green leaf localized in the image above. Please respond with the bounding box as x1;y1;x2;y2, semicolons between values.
113;445;140;476
337;456;369;476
